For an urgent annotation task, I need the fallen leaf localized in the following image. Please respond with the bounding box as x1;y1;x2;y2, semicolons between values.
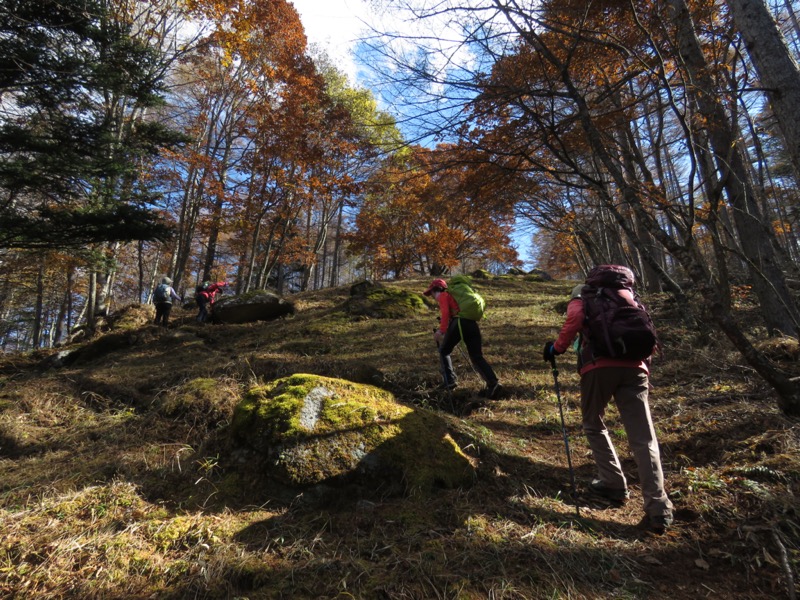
695;558;710;570
641;555;663;565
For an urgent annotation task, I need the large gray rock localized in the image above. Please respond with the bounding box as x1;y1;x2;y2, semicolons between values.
213;290;295;324
230;374;475;494
527;269;553;281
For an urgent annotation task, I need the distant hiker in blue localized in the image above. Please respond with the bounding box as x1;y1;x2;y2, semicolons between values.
153;277;181;327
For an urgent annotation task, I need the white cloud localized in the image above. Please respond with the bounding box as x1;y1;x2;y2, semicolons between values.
289;0;373;82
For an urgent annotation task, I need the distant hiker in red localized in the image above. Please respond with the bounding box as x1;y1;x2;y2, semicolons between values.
153;277;181;327
543;265;673;533
196;281;227;323
424;277;501;399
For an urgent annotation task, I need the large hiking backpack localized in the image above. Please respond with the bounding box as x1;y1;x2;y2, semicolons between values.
580;265;658;361
154;283;170;303
448;275;486;321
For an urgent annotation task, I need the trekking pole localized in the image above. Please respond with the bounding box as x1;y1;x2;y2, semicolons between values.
548;355;581;518
453;318;481;378
456;341;480;377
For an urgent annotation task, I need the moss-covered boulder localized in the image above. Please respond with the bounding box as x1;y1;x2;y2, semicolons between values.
525;269;553;282
213;290;295;324
157;378;240;432
345;281;427;319
470;269;492;279
108;304;156;330
68;304;155;344
230;374;475;494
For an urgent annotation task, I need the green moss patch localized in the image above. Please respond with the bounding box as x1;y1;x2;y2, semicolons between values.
230;374;474;493
345;286;428;319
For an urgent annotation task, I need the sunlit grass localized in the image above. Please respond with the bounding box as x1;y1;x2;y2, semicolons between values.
0;274;797;598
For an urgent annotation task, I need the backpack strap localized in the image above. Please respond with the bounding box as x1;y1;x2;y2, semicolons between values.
592;288;616;359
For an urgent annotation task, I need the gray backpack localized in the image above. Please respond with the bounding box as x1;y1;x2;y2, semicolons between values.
154;283;171;303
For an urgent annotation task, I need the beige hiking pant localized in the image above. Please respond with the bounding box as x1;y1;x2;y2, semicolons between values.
580;367;674;518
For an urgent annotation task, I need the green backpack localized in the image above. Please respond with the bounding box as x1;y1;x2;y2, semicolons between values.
448;275;486;321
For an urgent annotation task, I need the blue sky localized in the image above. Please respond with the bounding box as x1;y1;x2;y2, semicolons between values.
289;0;372;84
290;0;536;268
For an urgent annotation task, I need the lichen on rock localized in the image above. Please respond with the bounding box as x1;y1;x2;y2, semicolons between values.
230;374;475;494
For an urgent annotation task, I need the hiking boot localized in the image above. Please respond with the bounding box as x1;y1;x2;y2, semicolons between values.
437;381;457;392
640;513;673;534
589;479;629;503
479;382;502;399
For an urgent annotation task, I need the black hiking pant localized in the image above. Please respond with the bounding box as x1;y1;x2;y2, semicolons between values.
154;302;172;327
196;297;209;323
439;317;498;388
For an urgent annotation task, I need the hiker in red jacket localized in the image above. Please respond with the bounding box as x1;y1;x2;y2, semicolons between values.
424;278;501;399
196;281;227;323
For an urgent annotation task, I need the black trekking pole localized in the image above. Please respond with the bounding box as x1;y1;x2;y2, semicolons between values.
455;339;481;378
548;355;581;518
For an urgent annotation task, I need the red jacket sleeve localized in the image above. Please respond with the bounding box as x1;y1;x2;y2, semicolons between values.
554;298;584;354
207;281;227;293
437;291;460;333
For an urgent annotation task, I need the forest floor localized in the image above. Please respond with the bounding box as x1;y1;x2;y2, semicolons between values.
0;275;798;599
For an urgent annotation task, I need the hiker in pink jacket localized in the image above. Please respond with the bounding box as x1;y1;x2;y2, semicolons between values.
543;265;674;533
196;281;227;323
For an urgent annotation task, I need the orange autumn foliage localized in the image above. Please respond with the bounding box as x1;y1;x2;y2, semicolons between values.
348;145;519;278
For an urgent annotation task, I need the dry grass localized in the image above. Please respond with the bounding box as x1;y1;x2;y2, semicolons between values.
0;275;798;599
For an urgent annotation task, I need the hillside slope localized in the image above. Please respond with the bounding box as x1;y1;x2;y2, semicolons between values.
0;276;797;599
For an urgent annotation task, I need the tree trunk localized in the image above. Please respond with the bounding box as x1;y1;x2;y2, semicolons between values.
329;202;345;288
668;0;800;337
66;266;74;336
137;241;145;303
32;260;45;349
95;242;119;317
171;163;205;291
784;0;800;49
727;0;800;180
87;271;97;334
53;264;75;346
244;216;264;293
202;173;229;283
147;254;161;305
